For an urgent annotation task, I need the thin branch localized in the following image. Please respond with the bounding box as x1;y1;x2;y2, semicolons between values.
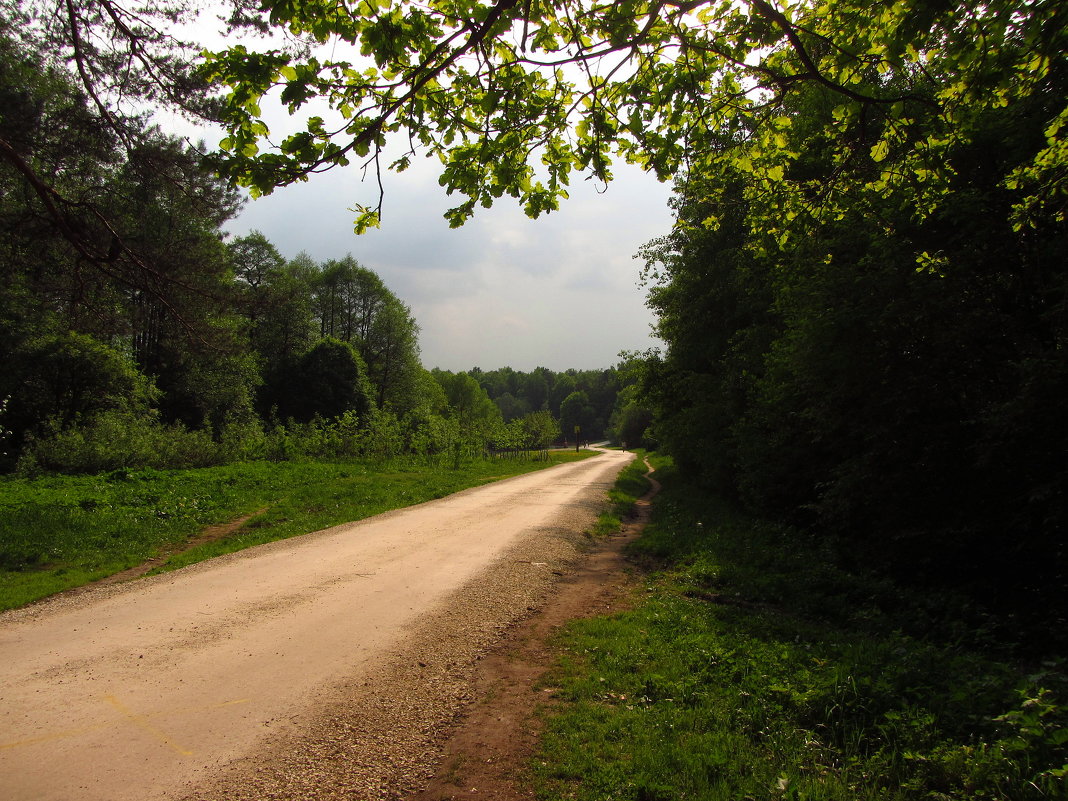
65;0;133;149
747;0;937;108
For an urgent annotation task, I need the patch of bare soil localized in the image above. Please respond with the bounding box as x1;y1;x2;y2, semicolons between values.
408;469;661;801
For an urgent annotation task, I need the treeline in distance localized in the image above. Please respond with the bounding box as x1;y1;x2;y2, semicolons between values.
0;28;644;472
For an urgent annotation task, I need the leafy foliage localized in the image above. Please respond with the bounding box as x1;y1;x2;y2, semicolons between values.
3;332;157;432
473;364;635;443
278;337;375;422
1;20;255;445
0;36;447;479
634;4;1067;624
0;9;240;315
197;0;1065;241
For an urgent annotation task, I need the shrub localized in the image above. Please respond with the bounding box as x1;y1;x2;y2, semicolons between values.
1;332;159;466
17;411;221;474
276;337;375;423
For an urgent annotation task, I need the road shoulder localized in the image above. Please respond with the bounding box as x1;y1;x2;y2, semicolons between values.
408;466;659;801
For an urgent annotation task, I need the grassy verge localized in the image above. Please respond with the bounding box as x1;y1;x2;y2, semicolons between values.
535;456;1068;801
0;451;595;611
589;450;653;536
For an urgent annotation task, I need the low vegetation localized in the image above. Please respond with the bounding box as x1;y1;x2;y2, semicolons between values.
0;450;593;611
536;456;1068;801
589;450;652;537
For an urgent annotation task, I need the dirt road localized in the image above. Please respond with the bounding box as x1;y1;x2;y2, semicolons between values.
0;449;634;801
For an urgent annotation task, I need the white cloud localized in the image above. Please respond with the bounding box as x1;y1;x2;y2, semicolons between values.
227;155;673;371
157;9;675;371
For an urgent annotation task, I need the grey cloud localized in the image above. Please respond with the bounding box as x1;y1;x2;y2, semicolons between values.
227;157;674;371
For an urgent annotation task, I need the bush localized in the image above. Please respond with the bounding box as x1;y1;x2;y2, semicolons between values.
276;337;375;423
216;414;269;462
17;411;221;474
404;410;461;463
1;332;159;466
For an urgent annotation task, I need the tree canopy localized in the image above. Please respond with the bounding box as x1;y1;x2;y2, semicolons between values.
194;0;1065;236
10;0;1063;247
634;15;1066;620
0;0;231;283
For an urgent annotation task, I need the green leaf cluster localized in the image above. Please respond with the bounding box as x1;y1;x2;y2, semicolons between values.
198;0;1065;236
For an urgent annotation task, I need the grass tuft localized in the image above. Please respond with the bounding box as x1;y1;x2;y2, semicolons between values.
589;451;652;537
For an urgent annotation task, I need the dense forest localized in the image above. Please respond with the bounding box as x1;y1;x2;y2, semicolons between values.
632;16;1066;630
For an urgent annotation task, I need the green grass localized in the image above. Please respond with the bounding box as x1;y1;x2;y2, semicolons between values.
589;450;653;536
535;457;1068;801
0;451;595;610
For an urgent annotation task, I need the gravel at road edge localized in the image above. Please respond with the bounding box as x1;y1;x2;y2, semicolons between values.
176;511;602;801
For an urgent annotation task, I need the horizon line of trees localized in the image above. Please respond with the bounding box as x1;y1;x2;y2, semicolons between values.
465;363;651;448
0;11;643;474
3;216;640;473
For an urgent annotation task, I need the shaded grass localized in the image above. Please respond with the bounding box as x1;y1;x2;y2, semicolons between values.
535;457;1068;801
0;451;594;610
589;451;652;536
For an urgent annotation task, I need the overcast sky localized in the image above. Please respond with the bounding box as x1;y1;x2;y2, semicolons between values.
180;18;677;374
224;155;675;372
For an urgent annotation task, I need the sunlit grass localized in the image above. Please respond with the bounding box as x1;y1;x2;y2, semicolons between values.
0;450;595;610
589;450;651;536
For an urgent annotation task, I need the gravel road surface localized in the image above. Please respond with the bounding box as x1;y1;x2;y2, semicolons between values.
0;448;633;801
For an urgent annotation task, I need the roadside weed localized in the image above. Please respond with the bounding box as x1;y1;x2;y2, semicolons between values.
589;451;652;537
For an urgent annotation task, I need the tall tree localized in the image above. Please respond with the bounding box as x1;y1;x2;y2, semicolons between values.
112;137;251;429
306;255;422;413
365;295;422;411
1;26;251;435
1;0;226;285
640;55;1067;610
235;247;319;417
230;230;286;293
434;370;499;425
548;373;576;417
558;390;593;443
519;369;551;412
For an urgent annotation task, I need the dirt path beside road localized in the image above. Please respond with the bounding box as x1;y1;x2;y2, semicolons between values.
409;460;660;801
0;449;633;801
